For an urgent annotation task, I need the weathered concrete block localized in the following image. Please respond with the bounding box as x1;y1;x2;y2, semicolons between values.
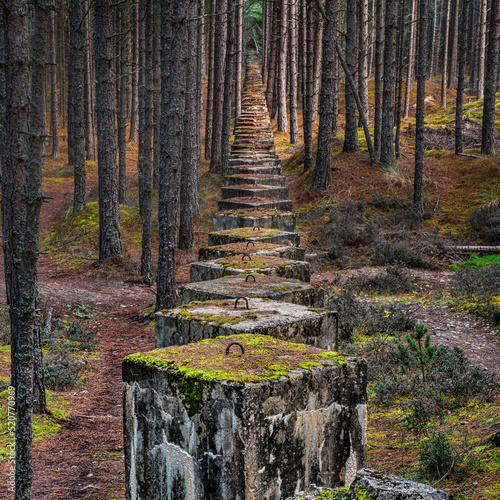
226;165;283;176
213;209;296;232
190;254;310;282
198;242;306;262
347;468;449;499
221;184;290;200
177;275;325;307
123;334;367;500
155;298;336;349
228;157;281;167
207;227;300;247
224;174;287;187
218;197;293;212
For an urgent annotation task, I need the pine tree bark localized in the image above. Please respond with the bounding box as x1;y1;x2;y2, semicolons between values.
469;0;478;88
380;0;397;167
448;0;459;88
414;0;429;218
157;0;195;310
129;0;139;142
277;0;288;131
140;0;153;282
480;0;500;155
455;0;470;154
374;0;385;159
441;0;450;106
429;0;439;77
234;0;243;123
2;0;43;494
395;0;406;159
266;1;277;109
209;0;226;174
313;0;338;190
312;10;323;123
289;0;299;143
204;0;216;160
71;0;86;213
476;0;487;99
118;5;127;203
403;0;417;117
50;10;60;159
303;0;315;169
95;0;122;260
343;0;360;152
358;0;370;123
179;0;200;250
83;0;93;161
67;18;74;166
152;19;161;190
221;0;235;174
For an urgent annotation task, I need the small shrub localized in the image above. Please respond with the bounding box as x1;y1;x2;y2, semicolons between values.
65;322;98;351
369;194;411;210
377;209;421;231
405;387;447;431
467;201;500;244
419;432;455;479
347;265;413;294
450;265;500;299
372;242;427;268
44;347;87;390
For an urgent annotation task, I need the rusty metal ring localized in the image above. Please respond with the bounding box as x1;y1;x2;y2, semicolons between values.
245;274;256;282
241;254;252;261
234;296;249;309
253;226;262;231
225;342;245;356
246;241;255;247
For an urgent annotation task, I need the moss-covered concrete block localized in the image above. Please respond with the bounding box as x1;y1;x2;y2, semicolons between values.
218;196;293;212
190;254;310;282
177;275;325;307
123;334;367;500
226;164;283;176
198;242;306;262
221;184;290;200
155;298;336;349
213;210;296;232
224;174;287;187
207;227;300;247
228;157;281;167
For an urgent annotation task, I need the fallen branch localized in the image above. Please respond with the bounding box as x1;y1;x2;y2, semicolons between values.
444;245;500;253
457;152;481;158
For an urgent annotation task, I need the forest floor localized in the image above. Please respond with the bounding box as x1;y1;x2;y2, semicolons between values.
0;80;499;499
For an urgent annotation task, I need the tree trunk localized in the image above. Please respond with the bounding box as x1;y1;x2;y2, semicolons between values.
312;9;323;122
157;0;195;310
3;0;39;495
266;1;277;109
429;0;439;77
395;0;406;159
179;0;201;250
480;0;500;155
441;0;450;106
83;1;93;161
358;0;370;123
71;0;86;213
205;0;215;160
118;5;127;203
289;0;299;143
140;0;153;282
277;0;288;131
303;1;315;169
153;17;161;191
380;0;397;167
95;0;122;260
403;0;417;117
414;0;429;218
129;0;139;142
313;0;338;190
477;0;487;99
374;0;385;159
456;0;471;154
469;0;478;88
343;0;360;152
67;17;74;166
221;0;235;174
234;0;243;123
448;0;459;88
50;10;60;159
209;0;226;174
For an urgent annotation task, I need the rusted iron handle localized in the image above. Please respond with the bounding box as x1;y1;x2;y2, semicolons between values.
253;226;262;231
245;274;256;282
241;254;252;261
225;342;245;356
246;241;255;247
234;296;249;309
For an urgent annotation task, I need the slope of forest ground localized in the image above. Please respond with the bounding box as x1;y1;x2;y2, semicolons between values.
0;79;499;499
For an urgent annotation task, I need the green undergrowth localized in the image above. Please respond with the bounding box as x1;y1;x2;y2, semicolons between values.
123;333;345;386
0;389;70;459
450;253;500;270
